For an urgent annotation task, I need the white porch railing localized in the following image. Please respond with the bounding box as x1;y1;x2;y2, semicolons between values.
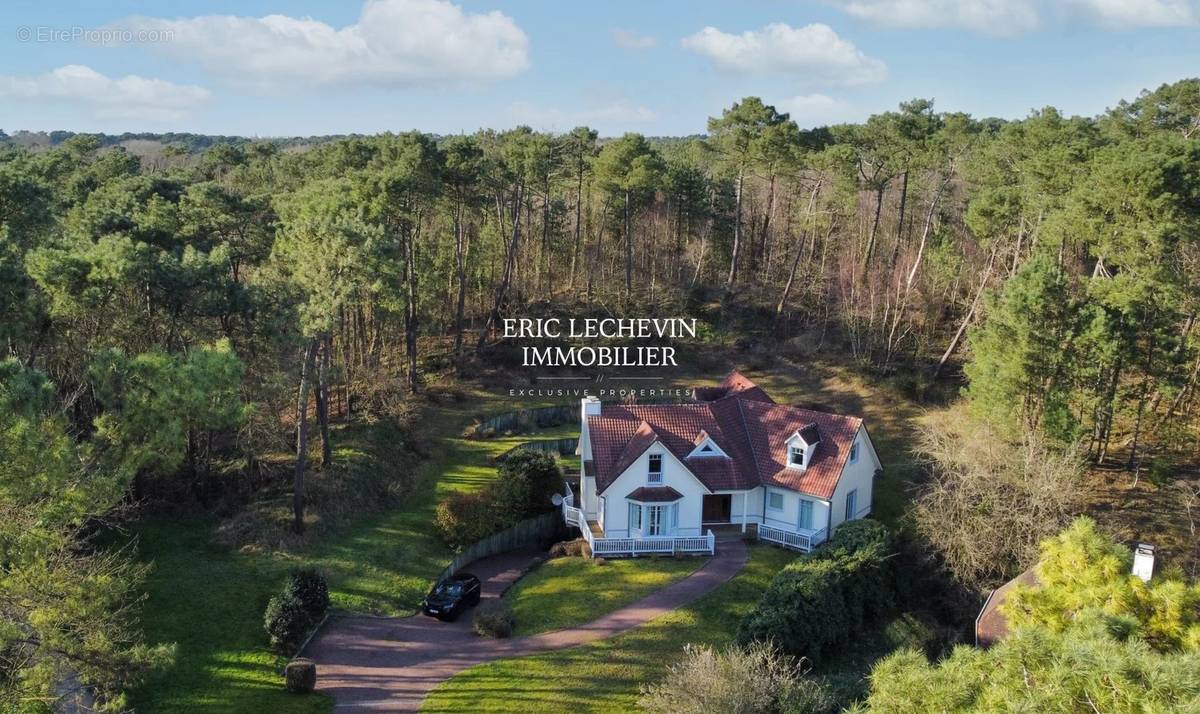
562;503;594;551
758;524;827;552
591;531;715;557
561;502;714;557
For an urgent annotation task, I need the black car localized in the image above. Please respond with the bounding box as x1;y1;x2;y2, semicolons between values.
421;573;482;621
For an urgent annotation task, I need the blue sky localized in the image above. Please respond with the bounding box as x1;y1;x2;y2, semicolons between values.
1;0;1197;137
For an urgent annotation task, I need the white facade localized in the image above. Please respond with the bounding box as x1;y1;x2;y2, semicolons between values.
828;426;880;531
594;443;708;537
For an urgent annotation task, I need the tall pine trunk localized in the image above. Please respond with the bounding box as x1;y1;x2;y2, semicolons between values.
624;189;633;301
860;184;885;277
452;204;469;361
404;225;420;394
726;167;745;294
293;338;318;534
315;334;332;467
478;184;524;351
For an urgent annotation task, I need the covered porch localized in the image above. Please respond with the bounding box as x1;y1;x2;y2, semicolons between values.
561;499;715;558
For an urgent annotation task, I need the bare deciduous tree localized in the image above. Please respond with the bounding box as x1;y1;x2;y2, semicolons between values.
911;407;1086;590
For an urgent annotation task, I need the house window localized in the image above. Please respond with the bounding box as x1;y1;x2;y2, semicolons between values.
700;444;713;453
648;454;663;483
849;442;860;464
788;445;804;467
628;502;642;533
845;489;858;520
799;499;814;530
767;491;784;511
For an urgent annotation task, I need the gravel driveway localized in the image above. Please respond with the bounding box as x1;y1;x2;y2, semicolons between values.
303;539;749;711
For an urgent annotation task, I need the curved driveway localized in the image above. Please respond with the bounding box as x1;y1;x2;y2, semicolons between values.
303;539;748;711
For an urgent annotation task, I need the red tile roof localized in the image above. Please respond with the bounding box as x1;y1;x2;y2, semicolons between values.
625;486;684;502
586;371;865;500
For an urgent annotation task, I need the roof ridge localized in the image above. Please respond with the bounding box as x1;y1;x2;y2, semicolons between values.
732;397;763;487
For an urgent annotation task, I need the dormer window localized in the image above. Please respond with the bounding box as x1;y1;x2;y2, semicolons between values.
648;454;663;483
687;431;727;458
786;424;820;470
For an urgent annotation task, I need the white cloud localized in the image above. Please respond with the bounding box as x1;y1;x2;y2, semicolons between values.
508;100;658;131
612;28;657;49
826;0;1197;33
0;65;209;121
681;23;887;86
1060;0;1198;27
778;94;861;127
107;0;530;89
828;0;1040;35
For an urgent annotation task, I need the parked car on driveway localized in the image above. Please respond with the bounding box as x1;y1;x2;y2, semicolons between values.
421;573;482;621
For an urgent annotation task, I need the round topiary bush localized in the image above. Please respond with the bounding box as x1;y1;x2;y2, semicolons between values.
264;591;312;653
286;568;330;621
284;657;317;693
473;600;514;638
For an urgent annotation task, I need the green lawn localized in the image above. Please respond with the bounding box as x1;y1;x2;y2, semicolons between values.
421;544;800;713
506;556;705;636
127;394;578;712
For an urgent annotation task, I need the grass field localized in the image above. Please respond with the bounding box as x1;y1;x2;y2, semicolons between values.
127;390;576;712
506;556;705;636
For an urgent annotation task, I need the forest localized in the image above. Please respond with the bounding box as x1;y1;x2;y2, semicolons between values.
2;78;1200;709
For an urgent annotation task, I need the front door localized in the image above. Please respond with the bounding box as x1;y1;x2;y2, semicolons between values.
702;494;732;523
647;505;664;536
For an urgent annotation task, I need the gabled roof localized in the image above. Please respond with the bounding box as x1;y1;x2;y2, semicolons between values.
585;371;866;499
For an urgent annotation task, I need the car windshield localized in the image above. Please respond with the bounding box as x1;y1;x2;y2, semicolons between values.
433;582;463;597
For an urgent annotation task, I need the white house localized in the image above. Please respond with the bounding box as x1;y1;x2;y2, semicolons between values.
562;372;882;556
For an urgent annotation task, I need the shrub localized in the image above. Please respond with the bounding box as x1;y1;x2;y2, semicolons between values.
285;568;330;621
435;448;563;550
264;570;330;654
639;643;836;714
264;591;313;653
548;538;590;558
736;519;897;662
284;658;317;694
435;491;497;550
495;449;563;519
473;600;514;638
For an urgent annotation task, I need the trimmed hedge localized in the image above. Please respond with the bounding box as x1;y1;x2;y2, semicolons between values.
264;569;331;654
436;449;562;550
736;519;895;662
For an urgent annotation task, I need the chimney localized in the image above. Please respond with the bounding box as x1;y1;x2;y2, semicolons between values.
582;395;602;418
579;396;602;461
1132;543;1155;583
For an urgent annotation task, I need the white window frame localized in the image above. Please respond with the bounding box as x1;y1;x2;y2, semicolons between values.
647;505;665;536
845;489;858;520
648;453;663;483
849;442;860;464
788;445;805;468
767;490;784;511
628;501;642;534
